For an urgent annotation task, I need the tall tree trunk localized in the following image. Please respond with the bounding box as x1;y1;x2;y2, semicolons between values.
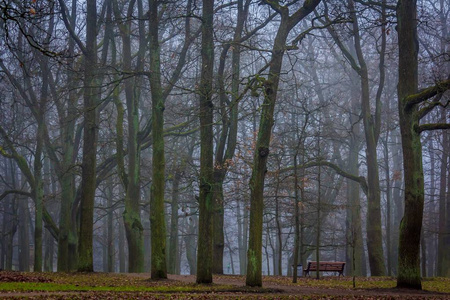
185;216;197;275
57;94;77;271
34;122;44;272
4;195;17;271
246;20;288;287
292;154;300;283
106;178;114;273
439;0;450;277
437;124;448;276
43;157;54;272
394;0;450;286
168;171;181;274
346;128;365;276
275;176;282;276
391;133;403;275
427;138;436;277
18;195;30;271
440;131;450;276
149;0;167;279
3;161;18;270
44;229;54;271
237;197;248;275
33;58;50;272
77;0;98;272
396;0;422;289
348;0;385;275
421;232;427;277
246;1;320;286
118;208;126;272
112;0;145;273
212;0;249;274
384;132;392;276
56;0;79;273
196;0;215;284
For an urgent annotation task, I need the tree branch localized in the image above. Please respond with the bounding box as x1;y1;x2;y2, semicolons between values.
57;0;88;55
353;0;396;10
278;160;368;196
260;0;285;15
418;123;450;133
405;79;450;109
0;190;32;201
417;94;447;120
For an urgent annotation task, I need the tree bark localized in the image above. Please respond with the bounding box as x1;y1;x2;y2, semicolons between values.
77;0;98;272
18;194;30;271
396;0;422;289
149;0;167;279
185;216;198;275
391;133;403;275
246;1;320;287
441;131;450;277
112;0;145;273
437;124;448;276
348;0;385;275
168;171;181;274
212;0;249;274
196;0;215;284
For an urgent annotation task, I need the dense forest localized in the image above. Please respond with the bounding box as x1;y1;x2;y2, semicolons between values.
0;0;449;292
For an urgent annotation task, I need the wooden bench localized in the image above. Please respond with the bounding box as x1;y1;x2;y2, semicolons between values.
303;261;345;276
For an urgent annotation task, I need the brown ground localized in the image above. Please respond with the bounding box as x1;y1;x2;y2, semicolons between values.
168;274;450;299
0;271;449;299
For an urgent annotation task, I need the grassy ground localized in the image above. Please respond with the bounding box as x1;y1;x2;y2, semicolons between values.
0;271;449;299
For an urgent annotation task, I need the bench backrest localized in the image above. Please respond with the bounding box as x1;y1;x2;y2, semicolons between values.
307;261;345;272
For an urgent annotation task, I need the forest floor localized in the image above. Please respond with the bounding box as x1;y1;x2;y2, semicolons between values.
0;270;449;299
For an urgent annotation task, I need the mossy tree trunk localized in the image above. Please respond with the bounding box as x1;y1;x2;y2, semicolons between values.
396;0;423;288
196;0;215;284
328;0;386;275
149;0;167;279
33;79;46;273
346;99;365;276
212;0;250;275
444;136;450;277
57;2;78;266
436;121;447;276
34;23;54;269
2;168;17;271
292;154;300;283
168;170;181;274
185;215;198;275
77;0;99;272
391;134;403;275
396;0;450;288
246;0;320;287
18;194;30;271
112;0;145;272
438;0;450;277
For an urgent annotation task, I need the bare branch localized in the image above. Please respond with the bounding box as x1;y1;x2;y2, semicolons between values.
57;0;88;55
417;94;446;119
404;79;450;109
353;0;396;10
0;190;32;201
278;160;368;196
418;123;450;133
